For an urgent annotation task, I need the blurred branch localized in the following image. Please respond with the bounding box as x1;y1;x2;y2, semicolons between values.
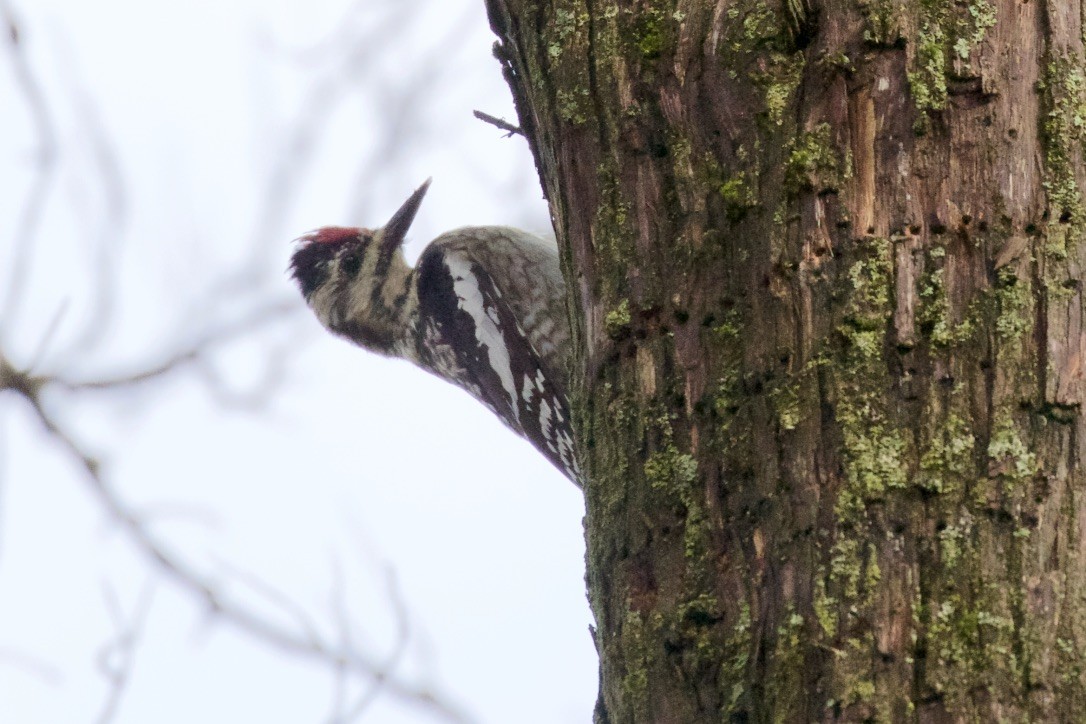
213;558;325;645
94;582;154;724
0;0;59;339
1;355;472;723
330;566;412;724
1;2;500;721
0;647;63;687
345;7;479;225
242;3;415;276
53;36;128;358
51;297;297;391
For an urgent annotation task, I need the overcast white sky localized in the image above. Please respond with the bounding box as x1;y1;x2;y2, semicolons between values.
0;1;596;722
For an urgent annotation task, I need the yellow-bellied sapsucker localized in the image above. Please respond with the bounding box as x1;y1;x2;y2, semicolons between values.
290;180;580;484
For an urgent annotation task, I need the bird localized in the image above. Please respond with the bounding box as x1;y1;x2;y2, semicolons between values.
290;179;581;484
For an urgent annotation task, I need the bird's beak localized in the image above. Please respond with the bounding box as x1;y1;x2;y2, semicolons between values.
380;178;431;255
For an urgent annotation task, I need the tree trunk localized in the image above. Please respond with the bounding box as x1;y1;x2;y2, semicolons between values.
483;0;1086;720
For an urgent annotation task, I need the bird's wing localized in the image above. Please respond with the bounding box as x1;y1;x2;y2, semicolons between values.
428;227;571;390
414;240;580;483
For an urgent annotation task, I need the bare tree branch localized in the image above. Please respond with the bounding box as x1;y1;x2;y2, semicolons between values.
0;368;472;723
0;0;60;339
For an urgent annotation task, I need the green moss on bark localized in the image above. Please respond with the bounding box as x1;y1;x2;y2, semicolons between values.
1040;55;1086;240
904;0;997;132
784;123;850;196
834;237;907;508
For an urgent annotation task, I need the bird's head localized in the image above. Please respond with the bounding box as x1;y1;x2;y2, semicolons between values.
290;178;431;353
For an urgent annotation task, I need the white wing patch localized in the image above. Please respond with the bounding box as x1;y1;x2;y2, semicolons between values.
444;254;520;424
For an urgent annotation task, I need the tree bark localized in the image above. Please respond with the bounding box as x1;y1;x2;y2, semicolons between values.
483;0;1086;720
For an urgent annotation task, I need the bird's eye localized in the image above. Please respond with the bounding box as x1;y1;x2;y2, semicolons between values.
340;253;362;277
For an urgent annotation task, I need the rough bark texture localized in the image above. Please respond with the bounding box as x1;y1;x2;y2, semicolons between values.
483;0;1086;720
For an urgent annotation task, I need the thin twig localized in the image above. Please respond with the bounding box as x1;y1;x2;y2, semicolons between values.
213;559;324;646
472;110;522;138
27;301;69;372
0;0;60;339
53;36;129;358
94;581;155;724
